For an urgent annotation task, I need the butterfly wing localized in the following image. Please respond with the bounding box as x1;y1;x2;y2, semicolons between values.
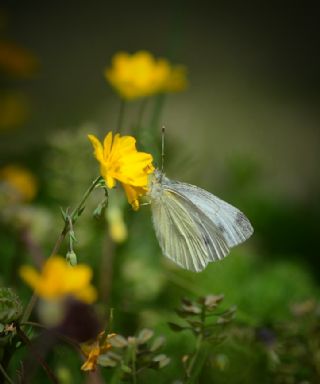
164;179;254;247
151;188;229;272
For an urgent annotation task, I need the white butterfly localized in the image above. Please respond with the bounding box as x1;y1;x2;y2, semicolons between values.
148;169;253;272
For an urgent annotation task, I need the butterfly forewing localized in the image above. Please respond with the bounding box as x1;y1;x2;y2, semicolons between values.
165;179;254;247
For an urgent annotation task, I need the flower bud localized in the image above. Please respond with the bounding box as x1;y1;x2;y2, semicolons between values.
66;251;77;266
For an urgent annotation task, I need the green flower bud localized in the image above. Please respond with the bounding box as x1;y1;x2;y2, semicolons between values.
66;250;77;266
0;288;23;324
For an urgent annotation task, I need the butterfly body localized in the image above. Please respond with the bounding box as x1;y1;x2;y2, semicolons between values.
148;169;253;272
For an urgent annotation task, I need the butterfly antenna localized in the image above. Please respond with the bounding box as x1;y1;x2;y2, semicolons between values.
160;126;165;181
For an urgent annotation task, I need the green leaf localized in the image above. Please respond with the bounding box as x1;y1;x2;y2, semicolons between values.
203;294;224;310
60;207;67;221
150;336;165;352
120;364;132;374
109;335;128;348
97;354;117;367
168;322;186;332
137;328;154;344
152;354;171;368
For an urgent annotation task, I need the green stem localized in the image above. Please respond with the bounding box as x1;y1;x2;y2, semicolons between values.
116;98;126;133
107;308;114;334
21;176;103;323
16;325;58;383
132;98;148;137
131;345;137;384
186;333;204;380
20;322;81;352
110;367;122;384
51;175;102;257
0;363;14;384
70;175;103;223
185;305;207;383
21;292;37;323
20;321;46;329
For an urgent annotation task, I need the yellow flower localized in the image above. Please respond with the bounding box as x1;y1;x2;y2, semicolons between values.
81;332;116;371
0;92;29;130
0;40;39;78
107;201;128;243
0;164;38;202
19;256;97;304
105;51;187;100
88;131;154;210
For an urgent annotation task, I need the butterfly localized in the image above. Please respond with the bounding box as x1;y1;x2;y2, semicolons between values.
147;169;253;272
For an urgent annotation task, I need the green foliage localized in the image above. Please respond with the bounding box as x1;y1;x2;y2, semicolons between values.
98;329;170;382
0;288;23;325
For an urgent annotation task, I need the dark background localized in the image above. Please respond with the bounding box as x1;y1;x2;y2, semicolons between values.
1;0;319;198
1;2;320;383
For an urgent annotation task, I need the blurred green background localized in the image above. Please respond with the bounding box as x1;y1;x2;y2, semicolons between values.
1;1;320;383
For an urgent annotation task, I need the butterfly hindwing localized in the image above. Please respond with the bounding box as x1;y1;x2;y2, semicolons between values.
151;187;229;272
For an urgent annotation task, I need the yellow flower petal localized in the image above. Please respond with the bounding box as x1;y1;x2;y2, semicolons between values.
121;183;147;211
19;265;41;290
0;165;38;202
19;256;97;303
81;332;116;372
104;50;187;100
103;131;113;159
88;131;154;209
87;134;105;164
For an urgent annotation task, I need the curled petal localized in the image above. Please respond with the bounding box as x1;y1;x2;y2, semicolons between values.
88;134;105;164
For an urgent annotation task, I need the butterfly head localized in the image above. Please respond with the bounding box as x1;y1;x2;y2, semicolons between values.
147;169;166;199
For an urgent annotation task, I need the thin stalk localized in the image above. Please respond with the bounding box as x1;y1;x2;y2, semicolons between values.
116;98;126;133
185;305;206;383
51;175;102;257
186;333;204;380
0;363;14;384
70;176;103;224
20;322;81;352
136;98;147;128
16;326;58;383
21;176;103;323
132;98;148;137
107;308;114;334
109;366;122;384
21;293;37;323
131;345;137;384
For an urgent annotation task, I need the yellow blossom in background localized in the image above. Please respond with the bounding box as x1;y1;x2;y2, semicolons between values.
81;332;116;371
0;92;30;130
19;256;97;304
0;164;38;202
107;202;128;243
88;131;154;210
0;40;39;78
105;51;187;100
